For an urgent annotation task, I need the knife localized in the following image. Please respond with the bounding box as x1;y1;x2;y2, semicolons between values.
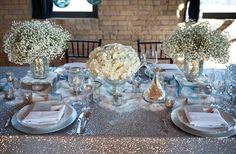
76;112;85;134
4;117;11;128
80;111;91;133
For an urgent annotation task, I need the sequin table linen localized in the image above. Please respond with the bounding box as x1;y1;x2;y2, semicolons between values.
0;66;236;154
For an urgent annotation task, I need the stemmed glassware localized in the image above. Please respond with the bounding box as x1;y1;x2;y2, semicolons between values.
140;53;149;69
203;68;235;113
67;67;85;99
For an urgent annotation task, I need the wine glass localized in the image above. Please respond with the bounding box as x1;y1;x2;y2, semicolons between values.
140;53;148;68
68;67;85;97
153;50;158;64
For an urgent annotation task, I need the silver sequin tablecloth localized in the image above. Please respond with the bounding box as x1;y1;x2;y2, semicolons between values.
0;67;236;154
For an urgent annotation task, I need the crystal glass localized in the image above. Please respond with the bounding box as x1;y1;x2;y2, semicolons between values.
4;84;15;100
131;73;142;93
105;79;127;95
104;78;128;106
68;67;84;96
20;89;32;104
6;72;14;82
30;57;49;79
140;53;148;68
183;59;204;81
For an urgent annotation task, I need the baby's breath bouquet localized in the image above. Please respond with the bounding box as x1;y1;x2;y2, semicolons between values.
3;20;70;65
162;22;230;63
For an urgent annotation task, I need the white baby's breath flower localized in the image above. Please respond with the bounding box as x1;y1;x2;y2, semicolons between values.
162;21;230;63
3;20;70;65
86;43;141;81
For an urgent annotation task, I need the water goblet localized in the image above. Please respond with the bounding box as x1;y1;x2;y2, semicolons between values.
68;67;85;97
140;53;151;70
153;50;158;64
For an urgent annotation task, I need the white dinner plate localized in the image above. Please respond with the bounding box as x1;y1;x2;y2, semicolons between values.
11;103;77;134
171;105;236;137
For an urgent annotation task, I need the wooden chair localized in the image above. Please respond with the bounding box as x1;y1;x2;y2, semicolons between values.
65;39;102;63
137;40;173;64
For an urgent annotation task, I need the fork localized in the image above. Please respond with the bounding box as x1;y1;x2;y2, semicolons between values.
160;110;169;133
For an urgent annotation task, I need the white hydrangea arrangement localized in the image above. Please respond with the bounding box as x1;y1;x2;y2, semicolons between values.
86;43;141;81
162;22;230;63
3;20;70;65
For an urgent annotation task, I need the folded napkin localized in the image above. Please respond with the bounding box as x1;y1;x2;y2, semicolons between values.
22;104;65;126
184;107;229;128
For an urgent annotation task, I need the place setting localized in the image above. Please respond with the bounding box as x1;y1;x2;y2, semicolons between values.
11;101;77;134
171;104;236;137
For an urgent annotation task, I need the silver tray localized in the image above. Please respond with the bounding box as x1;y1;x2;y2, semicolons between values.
11;104;77;134
171;105;236;137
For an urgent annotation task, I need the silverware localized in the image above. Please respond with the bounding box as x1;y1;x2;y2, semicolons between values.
160;111;169;133
76;112;85;134
81;111;91;133
5;111;13;128
4;117;11;128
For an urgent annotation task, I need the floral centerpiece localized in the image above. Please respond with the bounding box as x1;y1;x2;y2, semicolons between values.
3;20;70;78
162;21;230;81
86;43;141;81
86;43;140;105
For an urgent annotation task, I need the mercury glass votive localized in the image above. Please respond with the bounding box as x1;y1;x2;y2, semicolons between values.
165;98;174;110
6;72;14;82
4;85;15;100
21;90;32;104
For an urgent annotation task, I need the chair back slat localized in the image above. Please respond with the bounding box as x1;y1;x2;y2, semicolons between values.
137;40;173;64
65;39;102;63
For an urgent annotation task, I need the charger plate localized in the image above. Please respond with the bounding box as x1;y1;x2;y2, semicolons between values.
171;105;236;137
11;104;77;134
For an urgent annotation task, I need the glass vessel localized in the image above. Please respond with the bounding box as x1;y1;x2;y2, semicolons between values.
143;67;166;103
30;57;49;79
68;67;85;96
105;79;126;95
53;0;70;8
104;78;127;106
183;59;203;82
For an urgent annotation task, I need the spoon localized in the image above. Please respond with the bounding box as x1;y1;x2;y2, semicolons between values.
81;111;91;133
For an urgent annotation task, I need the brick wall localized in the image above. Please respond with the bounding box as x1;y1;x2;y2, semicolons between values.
0;0;185;66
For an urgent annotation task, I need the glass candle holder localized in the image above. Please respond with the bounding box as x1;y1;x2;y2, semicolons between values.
4;85;15;100
92;81;102;103
21;89;32;104
6;72;14;82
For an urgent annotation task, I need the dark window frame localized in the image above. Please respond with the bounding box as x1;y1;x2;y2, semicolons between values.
50;5;98;18
202;13;236;19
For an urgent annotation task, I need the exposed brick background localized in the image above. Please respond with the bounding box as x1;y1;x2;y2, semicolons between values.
0;0;186;66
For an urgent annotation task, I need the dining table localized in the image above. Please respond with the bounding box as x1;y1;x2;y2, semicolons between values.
0;65;236;154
